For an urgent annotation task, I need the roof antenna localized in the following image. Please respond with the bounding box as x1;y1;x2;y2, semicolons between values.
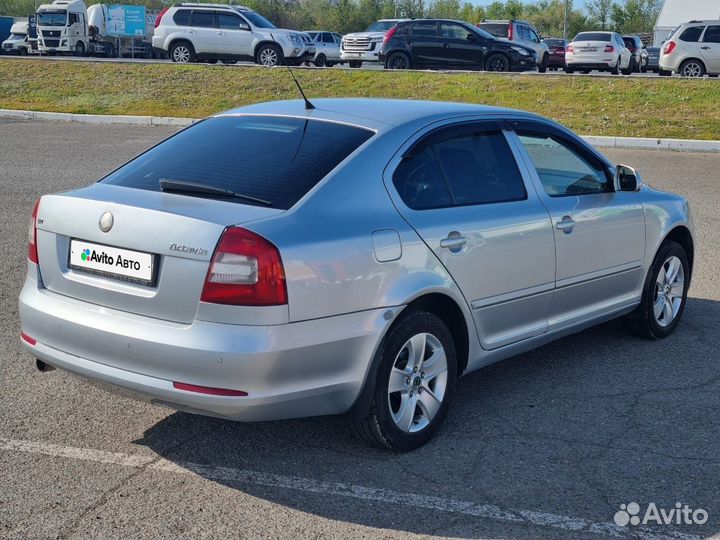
270;32;315;110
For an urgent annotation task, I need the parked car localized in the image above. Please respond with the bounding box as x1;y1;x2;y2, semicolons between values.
659;20;720;77
542;37;567;70
622;35;644;72
152;3;315;66
646;45;661;72
565;31;633;74
477;19;549;72
379;19;537;72
18;98;694;451
306;30;343;67
341;18;409;68
1;21;36;55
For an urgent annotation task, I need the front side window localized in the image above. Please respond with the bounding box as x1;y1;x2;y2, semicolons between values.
100;116;374;210
218;14;244;29
518;133;610;196
679;26;704;42
190;11;215;28
702;25;720;43
393;126;527;210
440;22;469;40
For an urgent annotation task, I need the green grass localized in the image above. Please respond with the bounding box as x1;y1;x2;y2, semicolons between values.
1;58;719;139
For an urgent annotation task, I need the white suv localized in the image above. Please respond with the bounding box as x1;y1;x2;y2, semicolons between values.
341;19;409;68
659;21;720;77
152;3;315;66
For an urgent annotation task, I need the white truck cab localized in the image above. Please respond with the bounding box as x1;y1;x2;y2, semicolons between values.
36;0;89;55
1;21;36;54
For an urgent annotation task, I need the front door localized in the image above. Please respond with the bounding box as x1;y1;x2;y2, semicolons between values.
386;120;556;350
216;12;252;57
511;122;646;331
437;21;485;68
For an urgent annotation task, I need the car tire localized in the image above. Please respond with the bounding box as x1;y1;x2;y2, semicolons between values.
564;67;574;73
170;41;195;63
679;59;705;77
349;60;362;68
625;241;690;339
610;58;620;75
74;41;85;57
538;53;548;73
659;69;671;76
313;53;326;67
104;42;115;58
352;310;457;451
255;43;283;67
484;53;510;72
386;51;410;70
621;58;634;75
581;69;591;74
19;47;28;56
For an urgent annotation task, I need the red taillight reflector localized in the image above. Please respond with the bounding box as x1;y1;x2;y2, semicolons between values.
383;25;397;45
566;44;573;53
604;45;614;53
664;40;676;55
28;198;40;264
508;22;513;40
154;7;168;28
173;382;248;397
200;227;287;306
20;332;37;345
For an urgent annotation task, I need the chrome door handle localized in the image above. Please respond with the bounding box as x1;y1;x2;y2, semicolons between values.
440;235;467;250
556;216;576;233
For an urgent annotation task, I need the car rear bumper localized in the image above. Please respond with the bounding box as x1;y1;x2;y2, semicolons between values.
566;60;615;70
19;275;398;422
659;56;679;71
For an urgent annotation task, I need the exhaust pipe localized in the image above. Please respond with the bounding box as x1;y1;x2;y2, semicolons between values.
36;359;55;372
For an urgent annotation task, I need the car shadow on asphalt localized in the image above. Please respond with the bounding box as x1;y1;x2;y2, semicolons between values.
134;297;720;539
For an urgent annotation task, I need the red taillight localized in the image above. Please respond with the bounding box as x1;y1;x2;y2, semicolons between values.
508;23;513;40
555;47;565;53
383;25;397;45
604;45;614;53
566;44;573;53
28;198;40;264
200;227;287;306
173;382;248;397
154;7;168;28
664;40;676;55
20;332;37;345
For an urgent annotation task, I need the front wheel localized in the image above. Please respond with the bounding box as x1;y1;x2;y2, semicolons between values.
485;53;510;72
353;311;457;451
256;43;283;67
625;241;690;339
74;41;85;57
313;53;326;67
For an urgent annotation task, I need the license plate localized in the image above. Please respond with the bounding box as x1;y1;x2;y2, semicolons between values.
69;239;155;286
579;47;597;52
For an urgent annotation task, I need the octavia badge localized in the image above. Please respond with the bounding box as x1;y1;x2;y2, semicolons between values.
99;212;114;233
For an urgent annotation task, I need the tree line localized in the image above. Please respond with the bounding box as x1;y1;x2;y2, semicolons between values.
0;0;663;38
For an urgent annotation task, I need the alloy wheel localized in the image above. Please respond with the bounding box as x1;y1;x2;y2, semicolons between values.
387;332;448;433
681;62;702;77
389;54;408;69
487;57;506;71
259;48;278;66
173;45;190;63
653;255;685;327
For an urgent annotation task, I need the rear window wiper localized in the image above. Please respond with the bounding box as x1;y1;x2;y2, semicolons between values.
159;179;272;206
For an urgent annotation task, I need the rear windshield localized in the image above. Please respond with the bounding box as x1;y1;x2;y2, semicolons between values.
477;23;508;38
100;116;374;209
573;32;611;42
544;39;564;47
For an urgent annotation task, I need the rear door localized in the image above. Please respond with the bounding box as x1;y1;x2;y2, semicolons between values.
700;25;720;71
408;20;440;66
510;121;646;331
386;120;556;350
189;9;217;55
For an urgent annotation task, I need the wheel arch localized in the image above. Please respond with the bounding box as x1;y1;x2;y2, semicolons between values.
680;57;706;72
254;40;281;59
168;38;194;53
661;225;694;278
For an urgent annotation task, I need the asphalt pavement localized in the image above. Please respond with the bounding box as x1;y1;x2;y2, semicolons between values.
1;119;719;540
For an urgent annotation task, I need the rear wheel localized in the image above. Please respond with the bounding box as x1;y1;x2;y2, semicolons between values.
313;53;326;67
622;57;635;75
485;53;510;72
353;311;457;451
679;59;705;77
538;53;548;73
625;241;689;339
386;51;410;70
349;60;362;68
255;43;283;67
170;41;194;63
610;58;620;75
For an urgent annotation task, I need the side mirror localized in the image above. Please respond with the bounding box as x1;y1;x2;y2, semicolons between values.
615;164;643;192
466;33;476;41
238;23;249;30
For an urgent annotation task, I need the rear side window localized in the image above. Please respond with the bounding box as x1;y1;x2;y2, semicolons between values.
100;116;374;209
412;21;437;37
702;25;720;43
679;26;704;42
573;32;611;42
172;9;190;26
393;126;526;210
190;10;215;28
478;23;508;38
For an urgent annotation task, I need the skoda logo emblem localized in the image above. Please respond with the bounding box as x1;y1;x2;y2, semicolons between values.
99;212;114;233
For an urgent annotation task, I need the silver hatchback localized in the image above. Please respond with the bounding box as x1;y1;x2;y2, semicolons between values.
19;99;694;451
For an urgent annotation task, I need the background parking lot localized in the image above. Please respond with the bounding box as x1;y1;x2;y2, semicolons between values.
1;119;719;540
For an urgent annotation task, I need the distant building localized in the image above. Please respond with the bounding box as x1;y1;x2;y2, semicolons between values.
653;0;720;45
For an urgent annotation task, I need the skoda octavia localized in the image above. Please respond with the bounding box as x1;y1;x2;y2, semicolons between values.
19;99;694;451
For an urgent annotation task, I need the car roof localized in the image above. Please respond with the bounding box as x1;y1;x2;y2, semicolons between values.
216;98;541;131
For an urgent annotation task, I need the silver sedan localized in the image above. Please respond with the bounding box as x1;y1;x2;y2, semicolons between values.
19;99;694;451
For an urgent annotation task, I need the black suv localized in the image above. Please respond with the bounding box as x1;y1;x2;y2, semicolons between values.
378;19;537;71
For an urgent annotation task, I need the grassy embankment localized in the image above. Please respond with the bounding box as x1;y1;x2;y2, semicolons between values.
1;58;719;139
